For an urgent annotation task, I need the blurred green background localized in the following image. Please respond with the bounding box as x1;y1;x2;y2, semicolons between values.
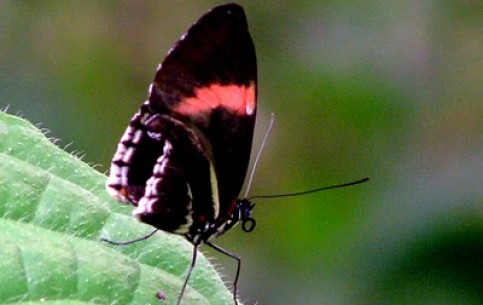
1;1;482;305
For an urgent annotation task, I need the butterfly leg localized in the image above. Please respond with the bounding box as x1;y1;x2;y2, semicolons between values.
205;241;241;305
177;242;200;305
100;229;158;246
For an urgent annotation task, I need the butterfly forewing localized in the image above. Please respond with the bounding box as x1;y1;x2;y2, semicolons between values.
150;4;257;220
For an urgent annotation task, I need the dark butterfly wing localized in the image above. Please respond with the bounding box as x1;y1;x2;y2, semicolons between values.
150;4;257;219
107;4;257;233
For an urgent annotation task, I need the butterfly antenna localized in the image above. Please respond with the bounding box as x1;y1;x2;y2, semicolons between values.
248;177;369;200
244;113;275;198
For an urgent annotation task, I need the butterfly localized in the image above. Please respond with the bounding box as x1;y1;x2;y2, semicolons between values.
106;3;257;305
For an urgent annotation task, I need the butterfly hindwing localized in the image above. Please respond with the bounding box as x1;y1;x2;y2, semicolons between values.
133;113;217;233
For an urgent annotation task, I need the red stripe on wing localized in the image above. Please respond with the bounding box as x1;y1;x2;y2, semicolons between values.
174;82;256;116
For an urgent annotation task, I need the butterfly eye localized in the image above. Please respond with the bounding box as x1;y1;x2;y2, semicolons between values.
241;218;256;232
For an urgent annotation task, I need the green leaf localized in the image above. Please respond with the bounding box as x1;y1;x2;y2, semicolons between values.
0;112;235;305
